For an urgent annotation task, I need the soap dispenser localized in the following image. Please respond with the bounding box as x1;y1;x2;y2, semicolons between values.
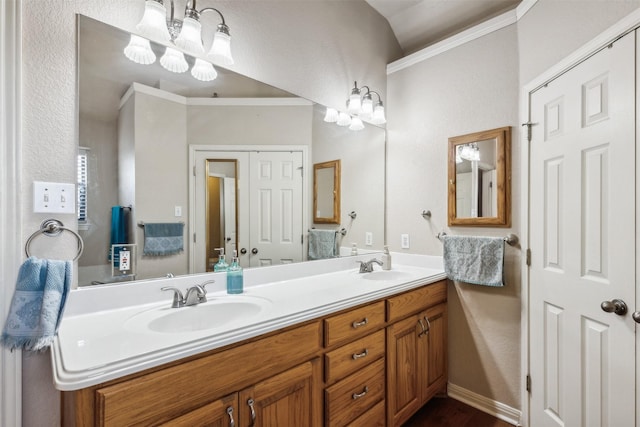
213;248;229;272
382;245;392;270
350;243;358;256
227;250;244;294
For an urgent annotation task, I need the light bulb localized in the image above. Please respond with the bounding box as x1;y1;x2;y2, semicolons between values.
175;16;205;54
361;95;374;118
160;47;188;73
191;58;218;81
124;35;156;65
347;93;362;115
136;0;171;42
323;108;339;123
370;104;386;125
336;112;352;127
207;25;233;66
349;117;365;131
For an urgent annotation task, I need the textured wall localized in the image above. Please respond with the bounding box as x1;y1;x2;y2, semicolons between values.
387;24;522;409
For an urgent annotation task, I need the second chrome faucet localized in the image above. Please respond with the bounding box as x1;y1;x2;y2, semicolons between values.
161;280;215;308
357;259;383;273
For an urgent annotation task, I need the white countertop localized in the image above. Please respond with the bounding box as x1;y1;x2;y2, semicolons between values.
51;253;445;390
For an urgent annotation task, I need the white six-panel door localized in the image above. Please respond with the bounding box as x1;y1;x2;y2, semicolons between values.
529;32;636;426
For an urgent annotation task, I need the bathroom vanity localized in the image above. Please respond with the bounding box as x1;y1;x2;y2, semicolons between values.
54;257;447;426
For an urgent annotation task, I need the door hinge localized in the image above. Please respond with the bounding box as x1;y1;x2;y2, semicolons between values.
526;375;531;393
193;233;196;243
526;248;531;266
193;165;196;176
301;234;304;244
521;122;537;142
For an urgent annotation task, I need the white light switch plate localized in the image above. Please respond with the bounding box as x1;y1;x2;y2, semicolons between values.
401;234;410;249
365;232;373;246
33;181;75;214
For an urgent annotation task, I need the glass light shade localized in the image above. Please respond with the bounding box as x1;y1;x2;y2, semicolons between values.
208;29;234;66
175;17;205;54
370;104;386;125
336;112;352;127
124;35;156;65
323;108;339;123
349;117;365;131
455;153;463;164
347;93;362;114
361;95;374;116
191;58;218;81
136;0;171;42
160;47;188;73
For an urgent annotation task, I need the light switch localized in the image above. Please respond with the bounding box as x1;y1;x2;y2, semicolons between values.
33;181;75;214
175;206;182;217
365;232;373;246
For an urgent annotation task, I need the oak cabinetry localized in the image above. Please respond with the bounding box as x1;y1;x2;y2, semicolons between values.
62;280;447;427
386;282;448;427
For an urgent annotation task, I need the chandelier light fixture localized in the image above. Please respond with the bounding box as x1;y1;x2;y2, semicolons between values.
124;0;234;82
458;143;480;162
323;81;387;131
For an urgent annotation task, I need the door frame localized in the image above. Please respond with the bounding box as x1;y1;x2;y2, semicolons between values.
520;9;640;426
188;144;309;273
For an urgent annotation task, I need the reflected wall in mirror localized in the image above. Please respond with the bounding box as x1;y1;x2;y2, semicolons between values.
313;160;341;224
77;15;386;286
447;126;511;227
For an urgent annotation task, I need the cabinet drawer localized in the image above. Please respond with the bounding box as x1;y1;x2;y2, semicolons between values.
346;400;385;427
386;281;447;322
325;329;385;383
325;358;385;426
324;301;385;347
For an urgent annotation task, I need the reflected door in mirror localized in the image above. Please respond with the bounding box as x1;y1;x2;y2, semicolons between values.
313;160;341;224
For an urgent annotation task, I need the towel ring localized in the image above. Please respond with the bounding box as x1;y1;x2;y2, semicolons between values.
25;219;84;261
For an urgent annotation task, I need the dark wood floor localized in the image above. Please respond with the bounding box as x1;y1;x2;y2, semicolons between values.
402;397;515;427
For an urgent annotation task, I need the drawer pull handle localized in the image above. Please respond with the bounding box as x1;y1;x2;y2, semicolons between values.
423;316;432;334
352;318;368;328
247;398;256;426
418;319;427;337
226;407;235;427
352;349;369;360
352;386;369;400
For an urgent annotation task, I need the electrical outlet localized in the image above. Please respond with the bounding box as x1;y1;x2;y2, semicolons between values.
175;206;182;217
365;232;373;246
119;249;131;271
401;234;410;249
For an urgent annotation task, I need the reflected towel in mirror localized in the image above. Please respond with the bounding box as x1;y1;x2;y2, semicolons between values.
442;235;504;286
142;223;184;256
308;229;338;260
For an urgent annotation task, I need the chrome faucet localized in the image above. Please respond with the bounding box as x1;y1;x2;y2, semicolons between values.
357;258;383;273
161;280;214;308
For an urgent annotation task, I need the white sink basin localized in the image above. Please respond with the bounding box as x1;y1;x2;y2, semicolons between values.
360;270;413;281
125;295;272;334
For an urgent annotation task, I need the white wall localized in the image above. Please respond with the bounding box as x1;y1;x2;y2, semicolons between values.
17;1;400;424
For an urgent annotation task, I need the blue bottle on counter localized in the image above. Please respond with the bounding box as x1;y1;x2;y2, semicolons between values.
226;250;243;294
213;248;229;272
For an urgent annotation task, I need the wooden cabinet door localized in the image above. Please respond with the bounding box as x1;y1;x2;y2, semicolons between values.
422;303;447;401
159;393;238;427
238;359;320;427
386;314;423;427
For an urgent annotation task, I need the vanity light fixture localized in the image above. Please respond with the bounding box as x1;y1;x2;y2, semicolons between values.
322;81;387;131
458;143;480;162
124;0;234;82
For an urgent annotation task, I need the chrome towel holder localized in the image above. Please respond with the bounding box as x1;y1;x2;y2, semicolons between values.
437;231;519;246
25;219;84;261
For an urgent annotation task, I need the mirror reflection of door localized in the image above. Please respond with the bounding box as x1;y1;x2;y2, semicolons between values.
206;160;238;271
454;138;497;218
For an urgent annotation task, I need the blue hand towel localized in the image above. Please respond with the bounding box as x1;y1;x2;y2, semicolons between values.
1;257;72;351
143;223;184;256
442;235;505;287
109;206;128;267
308;229;338;260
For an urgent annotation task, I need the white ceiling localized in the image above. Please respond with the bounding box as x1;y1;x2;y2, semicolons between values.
365;0;522;54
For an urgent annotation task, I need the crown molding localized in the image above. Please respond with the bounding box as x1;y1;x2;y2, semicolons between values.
387;0;539;74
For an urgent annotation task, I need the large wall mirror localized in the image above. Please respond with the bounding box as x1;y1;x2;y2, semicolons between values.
77;15;386;286
447;126;511;227
313;160;341;224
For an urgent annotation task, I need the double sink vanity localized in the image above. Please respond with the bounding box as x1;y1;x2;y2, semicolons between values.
55;254;448;426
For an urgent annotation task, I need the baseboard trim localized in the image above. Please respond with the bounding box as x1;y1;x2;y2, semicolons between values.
447;382;522;426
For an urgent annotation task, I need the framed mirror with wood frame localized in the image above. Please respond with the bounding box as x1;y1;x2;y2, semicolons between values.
313;159;341;224
448;126;511;227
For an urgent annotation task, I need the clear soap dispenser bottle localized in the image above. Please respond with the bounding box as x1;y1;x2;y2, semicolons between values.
382;245;392;270
227;250;244;294
213;248;229;272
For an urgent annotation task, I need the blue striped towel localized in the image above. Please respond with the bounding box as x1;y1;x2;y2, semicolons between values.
1;257;72;351
442;235;505;287
142;223;184;256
